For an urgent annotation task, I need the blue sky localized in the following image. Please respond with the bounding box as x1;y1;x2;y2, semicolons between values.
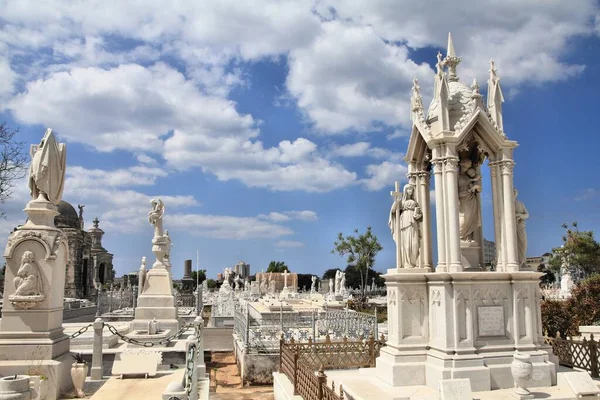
0;1;599;279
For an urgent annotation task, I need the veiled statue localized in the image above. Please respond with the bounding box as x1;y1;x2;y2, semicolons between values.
28;128;66;205
389;184;422;268
138;257;147;293
148;198;165;238
458;156;482;242
514;189;529;267
13;251;43;297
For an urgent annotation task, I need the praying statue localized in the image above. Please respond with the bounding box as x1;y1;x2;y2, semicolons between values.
458;155;482;242
311;276;316;293
390;183;423;268
514;189;529;267
13;251;43;297
28;128;67;205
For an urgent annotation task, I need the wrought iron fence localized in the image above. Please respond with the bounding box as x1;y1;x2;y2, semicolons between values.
544;332;600;377
278;335;384;399
97;287;134;314
235;305;379;354
176;293;196;307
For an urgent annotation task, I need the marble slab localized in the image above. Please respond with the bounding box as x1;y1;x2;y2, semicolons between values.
562;372;600;397
111;349;163;378
440;379;472;400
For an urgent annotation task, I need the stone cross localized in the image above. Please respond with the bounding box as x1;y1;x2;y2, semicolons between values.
282;269;289;289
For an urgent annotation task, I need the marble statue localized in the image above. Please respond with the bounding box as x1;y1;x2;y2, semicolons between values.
138;257;147;292
335;270;342;295
458;156;482;242
148;198;165;238
77;204;85;220
269;278;276;294
340;272;346;295
13;251;43;296
28;128;66;205
164;229;172;259
390;184;423;268
514;189;529;267
234;275;241;291
311;276;316;293
260;277;267;294
223;267;232;283
148;318;160;335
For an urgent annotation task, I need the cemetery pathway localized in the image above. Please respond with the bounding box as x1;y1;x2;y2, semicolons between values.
85;369;185;400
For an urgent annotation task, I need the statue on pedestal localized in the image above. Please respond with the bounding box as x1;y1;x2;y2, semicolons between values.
340;272;346;295
514;189;529;267
138;257;147;293
335;270;342;295
28;129;66;205
148;199;165;238
458;156;482;242
390;183;423;268
310;276;316;293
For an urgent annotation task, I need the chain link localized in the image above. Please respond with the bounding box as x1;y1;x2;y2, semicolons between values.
104;322;193;347
69;324;93;339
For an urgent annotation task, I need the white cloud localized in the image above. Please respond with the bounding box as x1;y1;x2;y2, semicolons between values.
575;188;598;201
259;210;318;222
330;142;403;162
286;20;433;134
275;240;304;248
0;57;16;99
361;161;408;192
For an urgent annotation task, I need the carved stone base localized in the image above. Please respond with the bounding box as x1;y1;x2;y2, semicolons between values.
8;294;45;309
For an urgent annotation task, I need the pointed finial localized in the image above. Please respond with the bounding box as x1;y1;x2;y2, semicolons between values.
447;32;456;57
471;77;479;93
489;59;499;83
442;32;462;82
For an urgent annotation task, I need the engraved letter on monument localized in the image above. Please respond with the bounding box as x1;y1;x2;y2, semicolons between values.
477;305;505;337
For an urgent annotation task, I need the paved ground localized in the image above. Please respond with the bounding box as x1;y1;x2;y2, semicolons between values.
204;327;234;351
209;352;274;400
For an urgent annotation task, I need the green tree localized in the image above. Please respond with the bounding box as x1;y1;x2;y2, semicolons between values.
0;123;27;217
206;279;217;289
549;222;600;280
267;261;289;273
322;268;338;280
190;269;207;289
332;226;383;298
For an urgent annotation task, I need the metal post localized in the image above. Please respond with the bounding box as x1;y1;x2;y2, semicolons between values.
91;318;104;380
317;366;326;400
591;334;599;378
344;304;349;338
197;284;203;317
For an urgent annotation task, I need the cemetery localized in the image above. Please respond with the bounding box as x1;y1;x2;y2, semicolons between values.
0;12;598;400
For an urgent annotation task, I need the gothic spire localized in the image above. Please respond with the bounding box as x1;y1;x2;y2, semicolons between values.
443;32;462;82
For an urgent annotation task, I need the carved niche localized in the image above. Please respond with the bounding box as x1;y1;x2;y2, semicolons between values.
399;287;427;339
9;250;45;309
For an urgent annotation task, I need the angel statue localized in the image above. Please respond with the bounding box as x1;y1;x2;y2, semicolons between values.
28;129;67;205
148;198;165;238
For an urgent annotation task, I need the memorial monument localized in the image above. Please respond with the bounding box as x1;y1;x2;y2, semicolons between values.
133;198;179;332
375;33;557;392
0;128;73;399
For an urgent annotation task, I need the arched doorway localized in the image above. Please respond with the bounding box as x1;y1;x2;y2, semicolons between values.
99;263;106;285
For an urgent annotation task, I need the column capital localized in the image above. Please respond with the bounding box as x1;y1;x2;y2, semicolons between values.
431;159;444;173
443;157;459;172
499;160;515;175
416;171;430;184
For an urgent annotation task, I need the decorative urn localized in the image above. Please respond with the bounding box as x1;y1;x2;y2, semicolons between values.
0;375;32;400
70;354;88;398
511;351;534;399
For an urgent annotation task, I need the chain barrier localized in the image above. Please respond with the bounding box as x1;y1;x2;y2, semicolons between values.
104;322;193;347
69;324;93;339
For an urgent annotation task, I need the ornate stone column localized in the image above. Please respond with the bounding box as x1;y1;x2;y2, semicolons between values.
417;170;433;270
500;160;519;271
444;156;462;272
489;161;505;271
432;158;447;271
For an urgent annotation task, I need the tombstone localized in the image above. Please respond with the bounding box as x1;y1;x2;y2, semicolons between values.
560;372;600;398
0;129;73;400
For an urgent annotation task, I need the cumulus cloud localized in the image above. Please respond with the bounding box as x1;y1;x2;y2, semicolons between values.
361;161;408;191
286;20;433;134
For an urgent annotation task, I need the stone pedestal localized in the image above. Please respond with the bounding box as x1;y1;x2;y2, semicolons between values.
376;269;556;391
0;200;73;400
133;222;179;332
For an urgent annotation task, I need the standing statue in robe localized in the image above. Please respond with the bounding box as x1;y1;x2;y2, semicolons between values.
457;156;482;242
28;128;67;205
13;251;43;296
334;270;343;295
514;189;529;267
390;184;423;268
311;276;316;293
138;257;147;294
340;272;346;295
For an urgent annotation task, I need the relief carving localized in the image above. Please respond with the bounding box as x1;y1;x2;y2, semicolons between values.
9;251;45;309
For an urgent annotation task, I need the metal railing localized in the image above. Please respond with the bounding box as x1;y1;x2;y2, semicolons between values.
279;335;384;399
544;332;600;377
235;305;379;354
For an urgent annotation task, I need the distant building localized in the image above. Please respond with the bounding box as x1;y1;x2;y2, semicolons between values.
483;239;496;266
233;261;251;279
526;253;553;271
216;273;223;281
